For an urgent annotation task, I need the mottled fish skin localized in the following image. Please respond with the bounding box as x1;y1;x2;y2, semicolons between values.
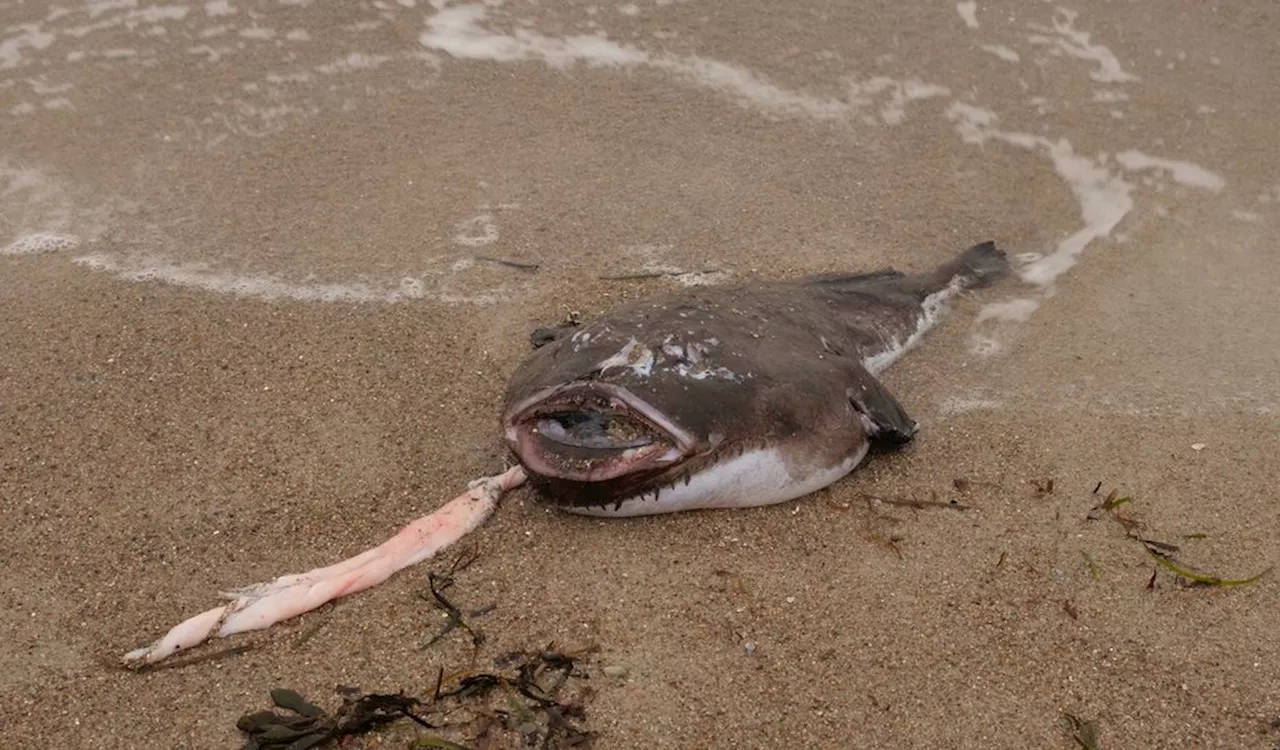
502;241;1011;516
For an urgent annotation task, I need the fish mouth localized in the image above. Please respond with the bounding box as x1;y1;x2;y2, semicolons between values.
503;382;697;483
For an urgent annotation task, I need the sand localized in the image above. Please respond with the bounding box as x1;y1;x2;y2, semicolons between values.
2;1;1278;748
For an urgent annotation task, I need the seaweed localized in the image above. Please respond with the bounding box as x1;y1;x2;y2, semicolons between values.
237;648;596;750
1141;542;1272;588
1080;551;1102;581
237;688;428;750
870;490;972;511
1089;489;1270;589
1087;489;1132;516
1062;712;1102;750
598;268;720;281
236;548;597;749
474;255;540;272
421;545;492;652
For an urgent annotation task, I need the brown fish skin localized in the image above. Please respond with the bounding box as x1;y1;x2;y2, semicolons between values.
502;241;1011;516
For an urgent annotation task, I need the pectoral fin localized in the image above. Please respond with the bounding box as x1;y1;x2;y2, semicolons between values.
848;371;918;446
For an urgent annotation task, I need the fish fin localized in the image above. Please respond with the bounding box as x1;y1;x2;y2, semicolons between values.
803;268;906;288
805;241;1008;297
848;372;918;446
931;240;1010;290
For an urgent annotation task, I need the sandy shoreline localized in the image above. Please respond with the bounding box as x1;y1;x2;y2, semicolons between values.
4;1;1279;747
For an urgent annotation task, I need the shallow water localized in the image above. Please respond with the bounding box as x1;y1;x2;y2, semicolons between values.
3;1;1278;748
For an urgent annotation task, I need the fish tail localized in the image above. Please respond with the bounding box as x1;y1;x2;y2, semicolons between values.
932;240;1010;290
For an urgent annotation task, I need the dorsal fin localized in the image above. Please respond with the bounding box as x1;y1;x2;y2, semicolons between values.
802;268;905;287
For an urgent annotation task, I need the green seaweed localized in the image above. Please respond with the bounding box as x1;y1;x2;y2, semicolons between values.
1098;491;1131;511
1063;712;1101;749
1142;544;1272;587
1081;551;1102;581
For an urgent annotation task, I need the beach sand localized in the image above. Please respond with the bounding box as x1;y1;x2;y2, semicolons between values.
2;1;1277;747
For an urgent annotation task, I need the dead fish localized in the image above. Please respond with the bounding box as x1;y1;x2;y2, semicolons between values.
502;240;1010;516
122;241;1008;666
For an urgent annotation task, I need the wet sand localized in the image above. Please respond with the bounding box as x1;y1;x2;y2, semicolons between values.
2;1;1278;747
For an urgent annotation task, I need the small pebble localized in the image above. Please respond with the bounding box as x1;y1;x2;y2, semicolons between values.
743;641;757;654
602;665;628;678
1191;443;1205;451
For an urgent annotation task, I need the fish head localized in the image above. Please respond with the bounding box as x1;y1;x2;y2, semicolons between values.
501;318;759;511
502;379;698;484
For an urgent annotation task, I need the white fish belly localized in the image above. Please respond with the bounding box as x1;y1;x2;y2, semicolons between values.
563;442;871;518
